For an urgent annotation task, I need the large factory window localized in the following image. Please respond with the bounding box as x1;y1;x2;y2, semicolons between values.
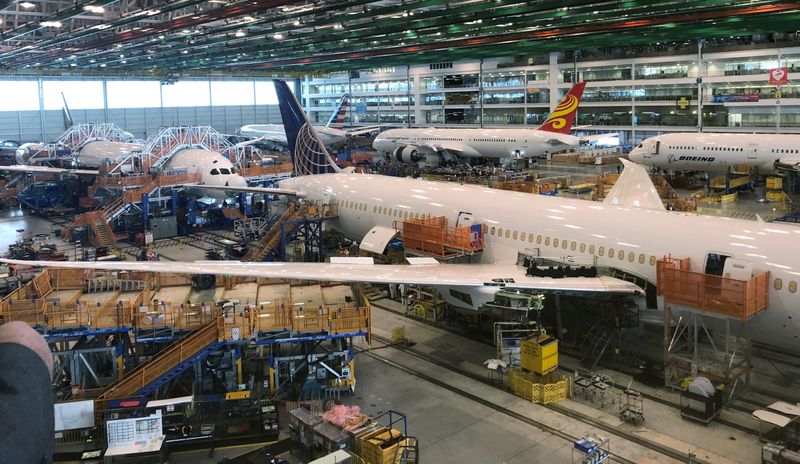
107;81;161;108
255;80;295;105
0;80;39;111
211;81;255;106
42;79;104;109
162;80;211;107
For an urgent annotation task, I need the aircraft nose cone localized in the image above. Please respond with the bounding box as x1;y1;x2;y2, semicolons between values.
628;149;642;163
231;175;248;188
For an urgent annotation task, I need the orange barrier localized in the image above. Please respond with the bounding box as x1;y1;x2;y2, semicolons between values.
657;256;769;320
239;163;293;178
218;301;369;340
396;215;485;257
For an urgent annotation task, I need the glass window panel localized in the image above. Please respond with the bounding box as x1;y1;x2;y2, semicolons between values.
161;80;211;107
42;80;104;110
211;81;255;106
107;80;161;108
255;80;295;105
0;80;39;111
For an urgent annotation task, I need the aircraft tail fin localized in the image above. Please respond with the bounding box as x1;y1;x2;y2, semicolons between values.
603;159;665;210
325;93;350;129
61;92;74;129
273;80;341;176
537;81;586;134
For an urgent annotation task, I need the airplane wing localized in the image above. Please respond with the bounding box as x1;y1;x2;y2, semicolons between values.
0;165;99;175
180;184;303;197
580;132;619;143
345;126;383;136
0;258;643;295
404;141;481;158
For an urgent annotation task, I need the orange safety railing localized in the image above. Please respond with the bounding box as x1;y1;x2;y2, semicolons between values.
94;174;151;189
657;256;769;320
656;255;690;295
239;163;293;178
132;301;221;332
97;319;220;404
395;215;485;257
217;298;370;340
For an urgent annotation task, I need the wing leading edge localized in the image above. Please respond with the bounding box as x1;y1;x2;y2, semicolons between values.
0;259;643;295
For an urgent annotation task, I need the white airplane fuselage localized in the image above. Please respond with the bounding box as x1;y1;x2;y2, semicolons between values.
373;128;581;161
237;124;347;149
20;142;248;201
628;132;800;174
279;172;800;353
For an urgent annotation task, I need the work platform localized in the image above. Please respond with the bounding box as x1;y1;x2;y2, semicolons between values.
241;201;339;262
657;255;769;403
0;267;371;403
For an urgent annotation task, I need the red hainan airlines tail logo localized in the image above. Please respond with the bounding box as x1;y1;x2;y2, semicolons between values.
537;81;586;134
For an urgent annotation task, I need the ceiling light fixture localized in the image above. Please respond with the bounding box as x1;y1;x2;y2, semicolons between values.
273;33;283;39
235;30;246;37
100;63;106;67
83;6;104;13
40;20;62;27
20;2;35;9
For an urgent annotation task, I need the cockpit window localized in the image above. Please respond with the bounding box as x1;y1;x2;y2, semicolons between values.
210;168;220;175
219;168;231;175
636;143;643;148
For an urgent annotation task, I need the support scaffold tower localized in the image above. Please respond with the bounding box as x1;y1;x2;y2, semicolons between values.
658;256;770;403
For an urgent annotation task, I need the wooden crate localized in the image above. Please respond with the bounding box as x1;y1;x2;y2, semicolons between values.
356;427;405;464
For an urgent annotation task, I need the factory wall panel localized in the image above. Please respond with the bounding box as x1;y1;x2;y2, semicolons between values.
0;104;283;143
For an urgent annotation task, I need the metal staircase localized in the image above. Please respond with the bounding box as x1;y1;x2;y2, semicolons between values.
241;203;303;262
233;213;280;242
96;319;222;405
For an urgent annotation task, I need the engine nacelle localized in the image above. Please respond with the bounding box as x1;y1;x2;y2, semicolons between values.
394;146;423;163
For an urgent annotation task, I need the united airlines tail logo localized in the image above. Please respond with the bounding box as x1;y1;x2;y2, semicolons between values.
540;94;579;131
294;123;337;176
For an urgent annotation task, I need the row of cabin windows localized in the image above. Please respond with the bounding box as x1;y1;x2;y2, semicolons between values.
773;278;798;294
487;225;657;267
772;149;800;154
702;146;743;152
340;199;424;220
670;146;696;150
471;138;521;143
